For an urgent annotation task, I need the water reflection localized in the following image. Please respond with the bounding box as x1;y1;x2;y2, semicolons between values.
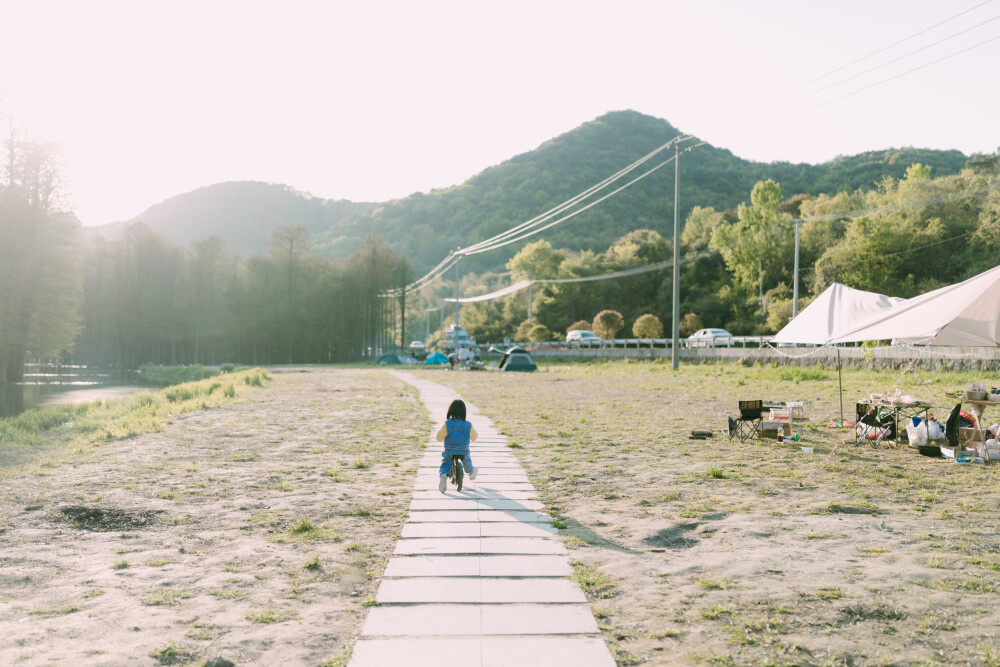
1;364;146;418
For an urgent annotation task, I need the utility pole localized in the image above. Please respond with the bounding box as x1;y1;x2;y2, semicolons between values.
792;220;801;318
759;258;765;325
454;249;461;329
528;279;533;324
671;142;681;370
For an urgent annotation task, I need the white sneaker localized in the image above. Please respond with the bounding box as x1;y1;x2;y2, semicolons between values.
469;469;477;481
439;474;447;493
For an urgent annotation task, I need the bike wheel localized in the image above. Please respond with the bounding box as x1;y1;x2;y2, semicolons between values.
454;459;464;492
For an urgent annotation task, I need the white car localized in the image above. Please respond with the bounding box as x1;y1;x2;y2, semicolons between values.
686;328;733;348
409;340;426;351
566;330;602;348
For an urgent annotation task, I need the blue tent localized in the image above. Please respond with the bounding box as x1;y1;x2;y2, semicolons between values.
424;351;449;365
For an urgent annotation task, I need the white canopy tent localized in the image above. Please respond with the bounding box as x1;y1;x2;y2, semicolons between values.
830;264;1000;346
773;282;905;345
773;282;904;424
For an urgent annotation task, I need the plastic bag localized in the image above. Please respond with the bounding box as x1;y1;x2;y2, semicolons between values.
926;420;944;440
906;421;928;447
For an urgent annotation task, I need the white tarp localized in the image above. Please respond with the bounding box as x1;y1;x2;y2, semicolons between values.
772;282;905;344
830;264;1000;346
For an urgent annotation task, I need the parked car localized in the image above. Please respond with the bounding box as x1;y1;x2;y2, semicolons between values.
686;328;733;348
566;330;602;347
409;340;426;351
443;324;474;351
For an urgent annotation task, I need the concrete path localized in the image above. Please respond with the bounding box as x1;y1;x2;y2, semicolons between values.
350;372;615;667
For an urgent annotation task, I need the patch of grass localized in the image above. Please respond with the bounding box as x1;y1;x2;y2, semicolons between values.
696;577;733;590
817;587;846;600
82;589;105;598
112;560;129;570
30;605;81;617
572;561;617;598
149;643;197;665
700;604;733;620
353;458;370;469
142;586;194;606
210;587;248;600
840;603;907;623
246;608;293;624
815;501;881;515
802;533;844;540
707;467;727;479
305;554;322;570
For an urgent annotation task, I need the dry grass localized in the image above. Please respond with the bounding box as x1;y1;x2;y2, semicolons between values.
422;359;1000;666
0;368;428;666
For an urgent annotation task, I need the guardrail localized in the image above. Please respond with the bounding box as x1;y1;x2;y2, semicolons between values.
508;336;774;351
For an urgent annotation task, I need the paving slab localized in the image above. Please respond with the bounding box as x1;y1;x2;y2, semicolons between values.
476;510;552;523
376;578;585;604
402;523;482;538
395;537;566;555
478;555;572;577
383;556;480;577
351;637;615;667
479;523;557;537
363;604;597;636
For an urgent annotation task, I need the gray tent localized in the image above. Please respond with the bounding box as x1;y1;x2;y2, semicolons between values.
498;347;537;372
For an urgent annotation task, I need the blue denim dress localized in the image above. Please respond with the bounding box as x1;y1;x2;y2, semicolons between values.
439;418;476;475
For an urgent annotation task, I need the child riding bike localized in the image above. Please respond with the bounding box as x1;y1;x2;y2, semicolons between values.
437;399;478;492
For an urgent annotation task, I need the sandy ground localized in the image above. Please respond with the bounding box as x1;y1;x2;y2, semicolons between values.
424;361;1000;666
0;369;427;666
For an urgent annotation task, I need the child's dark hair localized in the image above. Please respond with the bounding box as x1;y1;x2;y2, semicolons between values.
447;399;466;421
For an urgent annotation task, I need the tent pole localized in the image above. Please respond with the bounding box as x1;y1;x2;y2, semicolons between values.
838;347;844;425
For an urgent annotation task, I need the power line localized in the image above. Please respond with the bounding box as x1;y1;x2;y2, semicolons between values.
380;134;693;296
770;0;995;100
769;12;1000;112
782;31;1000;120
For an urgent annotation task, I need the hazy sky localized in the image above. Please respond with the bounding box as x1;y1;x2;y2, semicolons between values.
1;0;998;226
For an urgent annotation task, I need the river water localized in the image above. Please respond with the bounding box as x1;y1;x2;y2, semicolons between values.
1;364;147;419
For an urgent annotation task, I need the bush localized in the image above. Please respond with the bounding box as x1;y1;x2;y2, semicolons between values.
680;313;703;337
220;363;236;373
633;313;664;338
566;320;591;333
526;324;553;342
592;310;625;340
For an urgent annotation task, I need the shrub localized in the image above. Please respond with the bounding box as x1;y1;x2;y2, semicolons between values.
526;324;553;342
566;320;591;333
680;313;703;337
633;313;664;338
220;363;236;373
592;310;625;340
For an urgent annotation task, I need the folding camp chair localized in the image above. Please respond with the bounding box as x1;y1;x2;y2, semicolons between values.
728;400;763;443
855;402;895;447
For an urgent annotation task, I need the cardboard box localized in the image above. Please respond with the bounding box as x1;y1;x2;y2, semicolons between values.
959;427;985;443
769;409;791;422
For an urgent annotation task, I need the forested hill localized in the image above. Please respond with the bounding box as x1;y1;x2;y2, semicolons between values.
91;182;375;257
312;110;967;274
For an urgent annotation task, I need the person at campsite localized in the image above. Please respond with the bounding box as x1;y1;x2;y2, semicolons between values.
458;345;470;370
437;399;477;492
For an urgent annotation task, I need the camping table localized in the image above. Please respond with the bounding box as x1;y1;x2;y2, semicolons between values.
962;399;1000;442
855;399;934;445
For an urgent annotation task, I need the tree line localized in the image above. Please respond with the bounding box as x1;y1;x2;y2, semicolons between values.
3;129;998;380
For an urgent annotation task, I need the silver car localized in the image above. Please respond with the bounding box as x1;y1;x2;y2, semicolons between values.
686;328;733;348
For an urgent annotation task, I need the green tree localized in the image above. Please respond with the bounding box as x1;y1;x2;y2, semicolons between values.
506;239;565;280
566;319;591;332
633;313;663;338
592;310;624;340
0;135;81;382
526;323;553;342
710;179;793;294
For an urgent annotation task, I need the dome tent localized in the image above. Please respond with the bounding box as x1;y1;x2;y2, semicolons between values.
498;347;536;372
424;351;450;365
